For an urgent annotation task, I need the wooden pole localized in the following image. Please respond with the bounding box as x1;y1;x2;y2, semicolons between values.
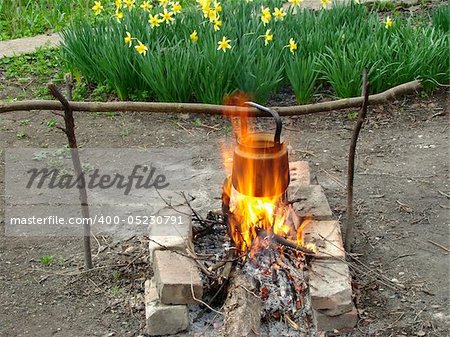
344;69;370;252
0;80;421;116
48;81;93;270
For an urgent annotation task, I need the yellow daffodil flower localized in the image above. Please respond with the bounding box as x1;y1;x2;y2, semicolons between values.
190;30;199;43
160;8;175;24
273;7;287;21
115;0;122;8
159;0;169;7
124;0;135;10
172;2;182;14
149;14;162;28
92;1;104;15
208;8;217;22
217;36;231;52
135;40;148;55
321;0;332;9
385;16;393;29
115;10;124;22
260;6;271;26
213;17;222;31
140;1;152;12
263;29;273;46
286;38;297;53
288;0;303;8
124;32;133;47
214;1;222;12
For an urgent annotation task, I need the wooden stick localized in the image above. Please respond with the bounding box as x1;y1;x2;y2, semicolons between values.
48;81;93;270
344;69;370;252
427;240;450;253
0;80;421;115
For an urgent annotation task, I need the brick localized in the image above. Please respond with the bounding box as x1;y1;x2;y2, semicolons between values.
148;205;192;261
314;306;358;332
290;185;333;220
153;250;203;305
309;261;352;312
144;279;189;336
303;220;345;260
289;161;311;186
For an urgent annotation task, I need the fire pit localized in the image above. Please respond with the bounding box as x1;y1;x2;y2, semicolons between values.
144;102;356;336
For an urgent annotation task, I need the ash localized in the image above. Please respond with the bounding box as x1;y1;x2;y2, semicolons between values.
244;242;316;337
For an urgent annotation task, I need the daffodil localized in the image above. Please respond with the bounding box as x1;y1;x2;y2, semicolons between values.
115;0;122;8
115;9;124;22
135;40;148;55
148;14;162;28
140;1;152;12
159;0;169;7
208;8;217;22
190;30;199;43
321;0;332;9
92;1;104;15
213;17;222;31
172;2;182;14
273;7;287;21
124;32;133;47
160;8;175;24
124;0;135;10
217;36;231;52
263;29;273;46
288;0;303;8
385;16;393;29
286;38;297;53
214;1;222;12
260;6;271;26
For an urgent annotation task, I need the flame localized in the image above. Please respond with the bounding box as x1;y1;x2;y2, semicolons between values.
222;92;305;258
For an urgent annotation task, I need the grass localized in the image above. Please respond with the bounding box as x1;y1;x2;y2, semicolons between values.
0;0;92;40
39;255;54;266
60;0;449;104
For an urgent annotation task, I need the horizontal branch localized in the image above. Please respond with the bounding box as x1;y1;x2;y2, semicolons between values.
0;80;421;116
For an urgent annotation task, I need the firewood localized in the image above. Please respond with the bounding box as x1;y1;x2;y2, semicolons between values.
223;269;262;337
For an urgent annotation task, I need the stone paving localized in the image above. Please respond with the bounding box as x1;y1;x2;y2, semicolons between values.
0;34;60;58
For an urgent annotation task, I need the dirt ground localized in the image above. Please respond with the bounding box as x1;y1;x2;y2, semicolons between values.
0;86;448;337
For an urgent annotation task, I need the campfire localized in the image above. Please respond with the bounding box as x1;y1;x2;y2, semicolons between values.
219;101;317;335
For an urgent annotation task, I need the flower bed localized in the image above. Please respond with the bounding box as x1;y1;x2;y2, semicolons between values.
61;1;449;103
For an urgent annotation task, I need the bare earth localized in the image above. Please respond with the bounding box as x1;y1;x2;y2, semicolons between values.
0;87;448;336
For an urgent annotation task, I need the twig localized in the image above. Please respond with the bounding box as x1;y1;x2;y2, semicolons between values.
48;81;93;270
0;80;422;115
427;240;450;253
190;270;224;315
438;190;450;199
344;69;370;252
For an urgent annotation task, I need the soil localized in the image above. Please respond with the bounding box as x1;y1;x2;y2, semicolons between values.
0;85;448;337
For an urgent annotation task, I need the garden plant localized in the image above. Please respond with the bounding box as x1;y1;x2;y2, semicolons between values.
45;1;450;104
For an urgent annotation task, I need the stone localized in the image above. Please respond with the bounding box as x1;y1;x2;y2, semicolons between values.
148;205;192;261
309;261;353;312
289;161;311;186
153;250;203;305
0;34;61;58
290;185;333;220
314;306;358;332
303;220;345;260
144;279;189;336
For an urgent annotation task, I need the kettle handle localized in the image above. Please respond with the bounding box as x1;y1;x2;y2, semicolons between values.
244;101;282;145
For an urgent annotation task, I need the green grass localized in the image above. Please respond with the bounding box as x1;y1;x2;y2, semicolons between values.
60;1;449;104
0;48;65;83
39;255;54;266
0;0;92;40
